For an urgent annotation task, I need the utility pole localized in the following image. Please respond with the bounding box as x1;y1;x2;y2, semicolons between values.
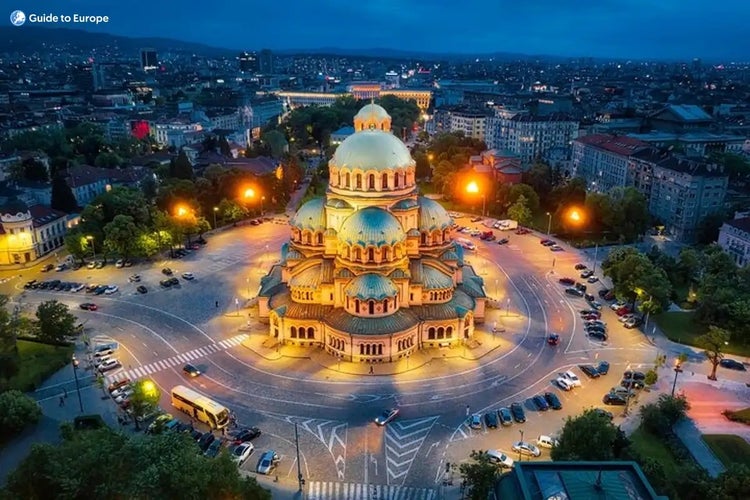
295;423;304;492
592;244;599;274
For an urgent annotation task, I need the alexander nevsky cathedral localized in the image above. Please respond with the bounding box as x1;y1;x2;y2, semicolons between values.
258;104;486;363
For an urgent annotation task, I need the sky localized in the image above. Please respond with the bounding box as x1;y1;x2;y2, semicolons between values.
11;0;750;60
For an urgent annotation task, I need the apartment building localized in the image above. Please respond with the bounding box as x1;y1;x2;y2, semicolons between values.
487;112;578;166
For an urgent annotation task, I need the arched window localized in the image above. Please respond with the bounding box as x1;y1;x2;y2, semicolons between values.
337;172;342;186
316;232;323;245
307;327;314;339
383;299;388;313
368;174;375;190
353;247;361;261
305;232;312;245
428;327;436;340
291;326;297;338
382;247;390;261
356;174;362;189
368;301;375;315
378;345;383;355
355;299;360;314
382;173;388;189
368;248;374;262
437;327;445;339
420;232;427;245
447;326;453;338
359;344;364;355
394;172;400;188
344;172;350;188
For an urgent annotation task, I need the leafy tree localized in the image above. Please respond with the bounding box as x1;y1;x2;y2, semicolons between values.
169;150;194;180
644;369;658;386
217;198;247;224
21;157;49;182
103;214;139;258
696;326;730;380
507;194;533;226
508;184;540;214
64;229;88;263
549;177;587;214
94;151;123;168
522;162;555;203
140;173;158;202
709;465;750;499
413;151;432;179
261;130;288;158
4;429;271;499
34;300;77;343
601;247;672;310
459;450;500;500
128;380;160;431
218;136;231;157
695;211;728;245
0;390;42;440
50;174;78;212
551;408;622;461
0;295;19;384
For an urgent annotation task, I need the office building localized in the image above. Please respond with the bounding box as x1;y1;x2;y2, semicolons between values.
238;52;259;73
140;48;158;71
487;113;579;165
259;49;274;74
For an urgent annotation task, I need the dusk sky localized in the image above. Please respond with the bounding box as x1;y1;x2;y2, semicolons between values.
14;0;750;60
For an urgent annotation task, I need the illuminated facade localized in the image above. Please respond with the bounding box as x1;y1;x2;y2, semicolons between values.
0;199;66;266
276;89;432;112
258;105;486;363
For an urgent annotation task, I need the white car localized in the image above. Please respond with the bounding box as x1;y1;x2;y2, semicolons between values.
115;259;124;268
98;358;121;373
618;314;635;323
486;450;514;469
71;283;85;292
374;408;399;426
231;442;254;465
536;435;559;449
555;377;573;391
560;370;582;387
110;385;131;399
181;272;195;280
611;301;627;311
104;285;119;295
512;441;541;457
114;387;134;403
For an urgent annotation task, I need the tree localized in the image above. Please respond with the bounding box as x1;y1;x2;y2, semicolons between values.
507;194;533;226
551;408;621;461
413;151;432;179
34;300;77;344
4;429;272;499
0;390;42;440
261;130;288;158
103;214;139;258
64;229;88;263
50;175;78;212
169;150;194;180
459;450;500;500
601;247;672;310
94;151;123;168
128;379;160;431
695;212;728;245
709;465;750;499
217;198;247;224
644;369;658;386
508;184;540;214
21;157;49;182
696;326;731;380
218;136;231;157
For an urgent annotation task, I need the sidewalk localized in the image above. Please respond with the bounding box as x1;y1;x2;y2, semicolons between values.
673;419;726;478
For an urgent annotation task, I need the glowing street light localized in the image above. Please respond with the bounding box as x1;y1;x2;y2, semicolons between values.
546;212;552;236
244;188;255;200
175;206;189;217
212;206;219;228
466;181;485;216
85;235;96;260
142;379;156;396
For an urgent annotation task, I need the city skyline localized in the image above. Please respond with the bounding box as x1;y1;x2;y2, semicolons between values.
10;0;750;60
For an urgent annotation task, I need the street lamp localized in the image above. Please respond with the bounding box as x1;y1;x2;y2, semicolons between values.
261;196;266;216
671;360;684;397
505;298;511;316
518;429;524;461
71;355;84;413
213;206;219;228
466;181;485;217
85;235;96;260
546;212;552;236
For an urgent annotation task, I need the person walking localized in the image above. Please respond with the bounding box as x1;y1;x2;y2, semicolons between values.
215;300;219;308
369;365;374;374
59;395;65;407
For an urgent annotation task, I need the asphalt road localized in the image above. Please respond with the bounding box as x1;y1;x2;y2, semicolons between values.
1;217;663;496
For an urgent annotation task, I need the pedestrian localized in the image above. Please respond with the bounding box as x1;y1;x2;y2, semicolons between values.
63;388;68;398
369;365;374;374
59;395;65;407
215;300;219;308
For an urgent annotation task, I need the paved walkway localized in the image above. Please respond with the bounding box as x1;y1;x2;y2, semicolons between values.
673;418;726;478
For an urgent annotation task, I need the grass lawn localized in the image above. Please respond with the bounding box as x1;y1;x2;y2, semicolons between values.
653;311;750;357
6;340;74;392
724;407;750;425
629;427;682;477
702;434;750;468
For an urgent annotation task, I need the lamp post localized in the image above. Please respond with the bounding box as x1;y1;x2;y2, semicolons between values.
592;244;599;274
546;212;552;236
466;181;485;217
518;429;524;461
213;206;218;229
71;355;84;413
671;362;684;397
86;235;96;261
261;196;266;216
506;298;511;317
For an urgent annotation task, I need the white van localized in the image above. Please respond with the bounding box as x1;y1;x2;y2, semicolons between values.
536;435;559;449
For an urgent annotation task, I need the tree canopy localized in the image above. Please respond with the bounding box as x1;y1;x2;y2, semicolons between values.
34;300;78;344
551;408;629;461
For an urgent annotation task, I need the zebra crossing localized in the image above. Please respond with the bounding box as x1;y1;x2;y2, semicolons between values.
307;481;436;500
106;334;248;383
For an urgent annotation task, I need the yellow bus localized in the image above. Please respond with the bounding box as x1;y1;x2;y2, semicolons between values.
170;385;230;429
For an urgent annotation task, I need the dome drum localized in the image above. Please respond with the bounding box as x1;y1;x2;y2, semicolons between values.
330;167;415;194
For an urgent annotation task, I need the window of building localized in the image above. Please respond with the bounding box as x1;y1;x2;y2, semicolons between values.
291;326;297;338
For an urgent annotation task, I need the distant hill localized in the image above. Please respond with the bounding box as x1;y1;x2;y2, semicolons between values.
0;26;565;62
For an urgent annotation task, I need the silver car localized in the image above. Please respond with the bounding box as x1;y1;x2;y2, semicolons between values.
256;450;279;475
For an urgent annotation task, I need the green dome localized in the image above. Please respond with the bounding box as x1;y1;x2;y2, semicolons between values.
344;273;398;301
391;198;419;211
338;207;405;247
418;197;452;232
355;103;390;122
0;197;29;216
326;198;352;209
290;198;326;231
423;266;454;290
331;131;413;173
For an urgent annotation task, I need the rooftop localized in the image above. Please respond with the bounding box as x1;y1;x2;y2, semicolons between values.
576;134;649;157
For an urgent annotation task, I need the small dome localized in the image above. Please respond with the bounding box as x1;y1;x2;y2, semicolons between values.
338;207;405;247
391;198;419;211
290;198;326;231
326;198;352;209
355;103;390;122
418;197;453;232
331;131;413;173
344;273;398;301
423;266;454;290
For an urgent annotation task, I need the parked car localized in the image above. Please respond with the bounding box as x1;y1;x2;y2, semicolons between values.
160;279;173;288
484;411;499;429
98;358;120;373
146;414;175;434
560;371;582;387
536;435;559;449
510;402;526;423
230;427;262;444
555;377;573;391
587;276;599;283
565;287;584;297
588;330;608;341
87;261;96;269
579;364;600;378
375;408;399;426
95;261;105;269
497;238;509;245
137;285;148;294
231;443;255;465
497;407;513;426
108;378;131;393
532;395;549;411
486;450;514;469
603;393;627;406
547;333;560;346
720;359;746;371
41;263;54;272
80;303;98;311
623;371;646;381
104;285;119;295
162;267;173;276
544;392;563;410
129;274;141;283
580;270;594;279
593;408;614;420
550;244;564;252
204;439;223;458
115;259;124;268
197;432;216;452
182;272;195;280
574;263;588;270
558;277;575;286
469;413;482;429
597;361;610;375
512;441;541;457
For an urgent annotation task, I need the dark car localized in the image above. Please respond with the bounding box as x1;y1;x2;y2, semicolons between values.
484;411;499;429
162;267;173;276
230;427;262;444
621;379;645;390
160;279;172;288
574;263;588;270
558;277;575;286
580;270;594;279
197;432;216;452
136;285;148;294
596;361;610;375
532;395;549;411
588;330;608;341
498;407;513;426
497;238;509;245
575;283;588;293
623;371;646;381
183;363;201;377
565;287;584;297
168;277;179;286
80;302;98;311
544;392;563;410
719;359;746;371
579;364;600;378
603;393;627;406
510;402;526;423
593;408;614;420
547;333;560;346
204;439;223;458
41;263;54;272
584;293;596;302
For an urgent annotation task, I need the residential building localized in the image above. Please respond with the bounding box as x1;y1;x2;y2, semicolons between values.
648;104;714;133
152;119;204;148
380;89;432;111
469;150;523;184
62;166;112;207
496;461;665;500
572;134;650;192
628;131;745;157
447;110;491;141
206;109;242;131
486;112;578;166
331;126;355;145
259;49;274;74
0;197;67;266
719;214;750;266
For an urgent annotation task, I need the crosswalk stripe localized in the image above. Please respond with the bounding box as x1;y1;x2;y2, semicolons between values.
218;340;230;348
167;357;180;367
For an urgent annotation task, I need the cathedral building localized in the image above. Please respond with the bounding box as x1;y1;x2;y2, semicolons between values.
257;104;486;363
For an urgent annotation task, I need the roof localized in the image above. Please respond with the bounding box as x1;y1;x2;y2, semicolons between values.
344;273;398;300
258;265;284;297
724;217;750;234
338;207;406;247
331;131;413;173
289;265;322;289
326;198;353;209
324;308;419;336
655;104;712;123
63;165;112;187
411;289;475;320
422;266;454;290
575;134;649;157
224;156;279;176
30;204;67;226
418;197;452;232
391;198;419;211
290;197;327;231
332;126;355;137
0;197;29;215
355;103;390;121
